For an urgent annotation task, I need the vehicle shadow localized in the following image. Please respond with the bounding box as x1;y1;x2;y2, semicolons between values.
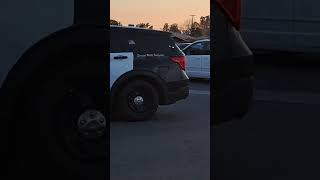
254;52;320;67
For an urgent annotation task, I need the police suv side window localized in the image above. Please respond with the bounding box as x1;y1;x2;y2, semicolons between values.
131;32;170;55
110;28;129;53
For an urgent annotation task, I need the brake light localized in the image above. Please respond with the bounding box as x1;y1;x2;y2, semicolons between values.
217;0;241;30
170;56;186;70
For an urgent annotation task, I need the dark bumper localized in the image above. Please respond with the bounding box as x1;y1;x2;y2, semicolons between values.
213;54;255;125
213;76;254;124
161;79;189;105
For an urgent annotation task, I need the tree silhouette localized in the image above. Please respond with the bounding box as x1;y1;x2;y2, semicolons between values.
163;23;169;32
110;19;122;26
179;15;209;37
169;23;181;33
181;19;192;35
136;23;153;29
200;16;210;36
190;22;203;37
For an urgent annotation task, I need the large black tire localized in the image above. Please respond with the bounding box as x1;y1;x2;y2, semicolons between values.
16;57;107;179
116;80;159;121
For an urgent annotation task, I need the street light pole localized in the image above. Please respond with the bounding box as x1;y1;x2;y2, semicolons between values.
190;15;196;36
190;15;196;28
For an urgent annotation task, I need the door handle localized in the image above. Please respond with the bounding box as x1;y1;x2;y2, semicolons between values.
114;55;128;60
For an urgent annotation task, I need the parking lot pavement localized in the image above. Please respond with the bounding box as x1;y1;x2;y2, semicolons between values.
110;81;210;180
214;55;320;180
214;98;320;180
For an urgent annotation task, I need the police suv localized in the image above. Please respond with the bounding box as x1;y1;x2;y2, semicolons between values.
110;25;189;121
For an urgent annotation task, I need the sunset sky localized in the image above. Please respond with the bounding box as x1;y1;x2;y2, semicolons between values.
110;0;210;30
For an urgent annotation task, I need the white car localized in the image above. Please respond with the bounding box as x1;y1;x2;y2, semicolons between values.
182;39;210;79
176;42;192;50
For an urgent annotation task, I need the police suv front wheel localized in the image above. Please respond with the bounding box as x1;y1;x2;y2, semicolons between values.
117;80;159;121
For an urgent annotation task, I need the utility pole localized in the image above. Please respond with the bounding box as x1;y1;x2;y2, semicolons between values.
190;15;196;28
190;15;196;36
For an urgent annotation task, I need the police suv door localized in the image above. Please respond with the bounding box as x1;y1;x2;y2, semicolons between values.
110;52;133;88
240;0;294;51
293;0;320;52
110;27;134;88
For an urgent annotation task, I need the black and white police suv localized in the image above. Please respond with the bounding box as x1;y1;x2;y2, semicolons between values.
110;25;189;121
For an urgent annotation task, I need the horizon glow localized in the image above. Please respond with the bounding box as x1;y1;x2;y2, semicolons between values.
110;0;210;30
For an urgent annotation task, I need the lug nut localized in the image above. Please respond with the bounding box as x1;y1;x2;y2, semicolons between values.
80;120;86;125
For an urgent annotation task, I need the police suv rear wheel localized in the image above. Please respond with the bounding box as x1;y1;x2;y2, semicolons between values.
21;57;106;179
117;80;159;121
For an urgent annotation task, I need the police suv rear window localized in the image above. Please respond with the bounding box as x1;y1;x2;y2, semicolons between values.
111;27;177;56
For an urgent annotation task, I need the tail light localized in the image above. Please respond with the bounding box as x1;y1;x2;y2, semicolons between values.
217;0;241;30
170;56;186;70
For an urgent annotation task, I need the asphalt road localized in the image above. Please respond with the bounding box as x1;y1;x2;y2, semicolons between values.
110;80;210;180
214;54;320;180
110;53;320;180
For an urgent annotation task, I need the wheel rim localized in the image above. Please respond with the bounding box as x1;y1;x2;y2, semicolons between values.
77;110;106;138
55;84;107;161
127;89;150;113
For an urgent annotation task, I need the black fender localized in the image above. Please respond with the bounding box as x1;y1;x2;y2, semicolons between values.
1;24;106;94
1;24;107;148
2;0;108;177
110;70;169;106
